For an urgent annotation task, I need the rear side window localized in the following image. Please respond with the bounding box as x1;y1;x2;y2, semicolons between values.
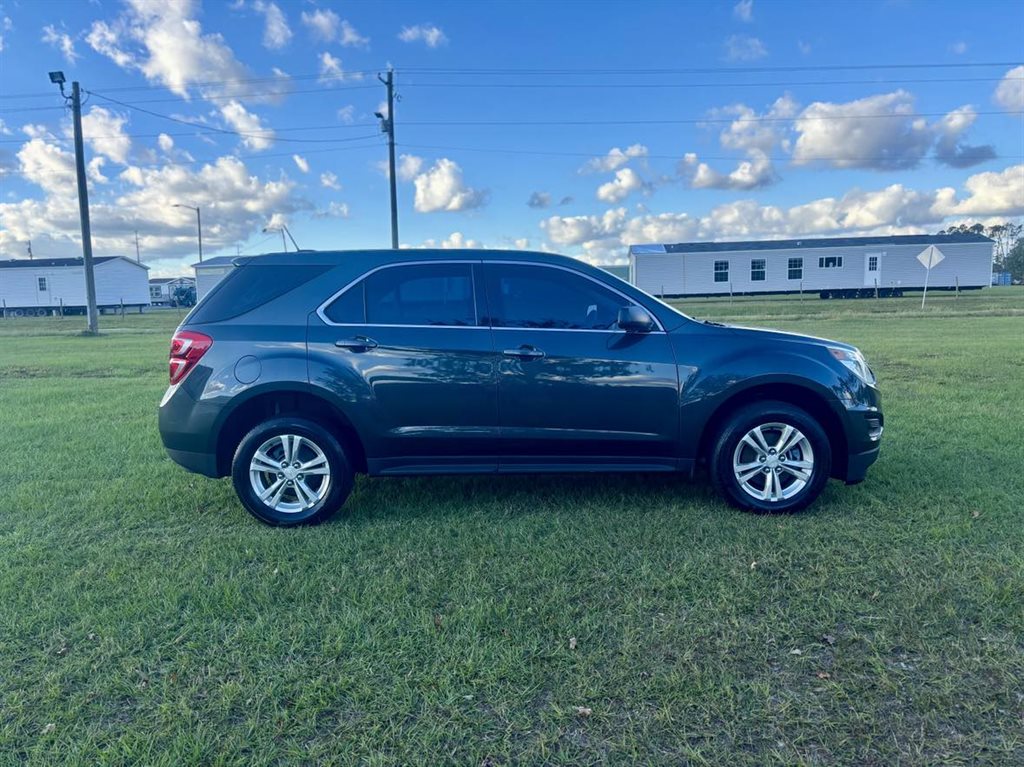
324;263;476;326
189;264;330;324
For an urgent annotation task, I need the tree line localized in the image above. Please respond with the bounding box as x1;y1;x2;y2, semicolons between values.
937;222;1023;282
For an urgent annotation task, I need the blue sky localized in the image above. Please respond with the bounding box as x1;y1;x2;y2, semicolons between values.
0;0;1021;275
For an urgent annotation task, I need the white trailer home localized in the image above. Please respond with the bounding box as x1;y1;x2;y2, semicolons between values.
0;256;150;317
628;233;994;299
194;256;241;301
149;276;196;306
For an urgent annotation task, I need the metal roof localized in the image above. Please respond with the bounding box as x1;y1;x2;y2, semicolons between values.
0;256;148;269
630;232;994;255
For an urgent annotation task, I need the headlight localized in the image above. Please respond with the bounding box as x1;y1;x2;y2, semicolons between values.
828;346;875;385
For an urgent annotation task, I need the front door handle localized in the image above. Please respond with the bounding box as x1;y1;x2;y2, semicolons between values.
502;345;545;360
335;336;378;351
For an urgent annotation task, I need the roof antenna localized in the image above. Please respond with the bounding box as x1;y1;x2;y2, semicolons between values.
27;240;33;260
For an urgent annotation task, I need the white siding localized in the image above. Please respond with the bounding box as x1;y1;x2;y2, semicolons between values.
0;265;87;308
632;241;993;296
195;265;234;300
94;259;150;306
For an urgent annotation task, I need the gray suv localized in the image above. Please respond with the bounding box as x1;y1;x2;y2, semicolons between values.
159;249;882;526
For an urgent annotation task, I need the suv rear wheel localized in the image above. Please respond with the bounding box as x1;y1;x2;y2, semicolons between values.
710;401;831;513
231;416;354;526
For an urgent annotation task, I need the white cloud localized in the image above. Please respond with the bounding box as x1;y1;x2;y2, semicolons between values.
415;232;482;249
412;158;487;213
157;133;174;152
582;144;648;173
793;91;931;169
949;41;967;55
538;164;1024;260
253;1;291;50
77;107;133;165
724;34;767;61
313;201;350;219
933;105;997;168
398;153;424;181
1;131;307;263
994;65;1024;112
681;95;796;189
320;172;341;190
792;91;994;170
301;9;339;41
219;100;274;150
0;16;11;52
318;51;345;83
86;1;249;99
596;168;648;202
337;105;356;124
42;24;78;62
527;191;552;209
339;20;369;47
733;0;754;22
292;154;309;173
85;20;134;68
797;40;812;55
0;119;12;136
398;24;447;47
684;149;777;190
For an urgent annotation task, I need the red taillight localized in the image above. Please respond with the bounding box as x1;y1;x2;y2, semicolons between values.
169;330;213;385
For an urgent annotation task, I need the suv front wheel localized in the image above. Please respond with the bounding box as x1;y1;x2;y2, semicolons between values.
710;401;832;513
231;417;354;526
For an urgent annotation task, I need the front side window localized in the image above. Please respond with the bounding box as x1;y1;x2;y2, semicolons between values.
751;259;766;281
38;277;47;291
324;263;476;326
484;264;623;330
714;260;729;283
788;258;803;280
818;256;844;269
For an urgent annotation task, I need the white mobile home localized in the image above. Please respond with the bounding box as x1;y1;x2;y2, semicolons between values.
0;256;150;317
194;256;242;301
628;233;994;299
149;276;197;306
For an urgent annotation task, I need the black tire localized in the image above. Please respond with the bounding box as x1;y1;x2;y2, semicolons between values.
709;400;832;513
231;416;354;526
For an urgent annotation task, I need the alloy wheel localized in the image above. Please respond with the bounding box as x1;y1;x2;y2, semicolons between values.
249;434;332;513
732;422;815;503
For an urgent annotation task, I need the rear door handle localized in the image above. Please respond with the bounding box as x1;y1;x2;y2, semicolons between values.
335;336;378;351
502;345;545;360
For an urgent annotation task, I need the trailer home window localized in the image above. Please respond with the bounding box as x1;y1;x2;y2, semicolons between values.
713;260;729;283
788;258;803;280
37;277;47;291
818;256;844;269
868;256;878;272
751;259;766;281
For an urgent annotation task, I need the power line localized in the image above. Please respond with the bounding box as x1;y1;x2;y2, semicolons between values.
399;110;1021;127
394;75;1022;90
397;142;1024;164
396;61;1023;75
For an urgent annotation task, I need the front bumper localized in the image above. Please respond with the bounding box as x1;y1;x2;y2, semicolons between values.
837;400;883;484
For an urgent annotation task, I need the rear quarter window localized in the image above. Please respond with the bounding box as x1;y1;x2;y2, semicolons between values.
189;264;331;323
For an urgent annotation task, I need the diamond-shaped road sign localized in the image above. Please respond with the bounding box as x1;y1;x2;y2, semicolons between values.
916;245;946;269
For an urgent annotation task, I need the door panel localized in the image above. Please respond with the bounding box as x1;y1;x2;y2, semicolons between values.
864;252;882;287
480;263;680;465
308;262;500;471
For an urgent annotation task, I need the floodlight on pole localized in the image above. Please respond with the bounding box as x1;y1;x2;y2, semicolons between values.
172;203;203;263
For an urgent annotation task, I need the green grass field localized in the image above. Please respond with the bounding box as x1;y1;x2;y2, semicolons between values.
1;289;1022;765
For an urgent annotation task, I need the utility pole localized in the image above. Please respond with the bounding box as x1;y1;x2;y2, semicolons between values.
134;230;141;263
376;69;398;248
51;72;99;334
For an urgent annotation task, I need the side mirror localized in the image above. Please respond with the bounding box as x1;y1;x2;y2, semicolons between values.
617;305;655;333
